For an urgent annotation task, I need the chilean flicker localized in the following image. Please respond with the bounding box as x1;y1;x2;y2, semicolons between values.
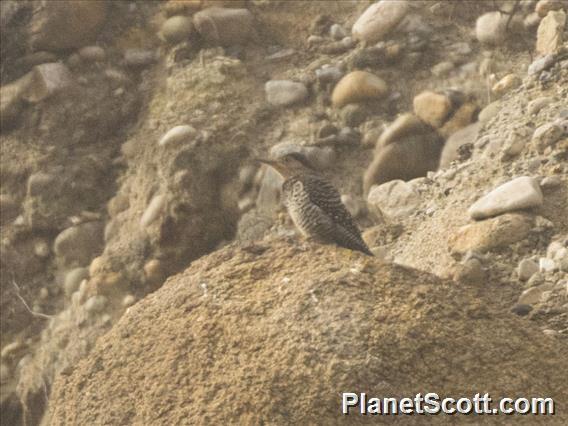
258;152;373;256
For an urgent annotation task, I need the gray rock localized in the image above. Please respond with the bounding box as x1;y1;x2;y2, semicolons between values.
315;66;344;85
78;46;106;62
468;176;544;220
124;49;158;67
265;80;308;107
352;0;409;43
518;258;539;281
54;222;104;268
528;54;555;75
161;15;194;44
24;63;74;103
367;180;421;220
63;267;89;297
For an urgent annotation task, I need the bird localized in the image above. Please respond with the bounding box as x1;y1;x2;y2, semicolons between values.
257;152;373;256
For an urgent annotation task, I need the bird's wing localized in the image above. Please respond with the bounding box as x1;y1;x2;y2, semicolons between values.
300;174;363;240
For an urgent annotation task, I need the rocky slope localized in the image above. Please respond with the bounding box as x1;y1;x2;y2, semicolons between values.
48;240;568;425
1;0;567;424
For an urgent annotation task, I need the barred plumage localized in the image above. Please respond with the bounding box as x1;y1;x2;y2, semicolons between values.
258;153;373;256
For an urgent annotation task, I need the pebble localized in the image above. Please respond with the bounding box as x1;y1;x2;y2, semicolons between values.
536;9;566;55
468;176;543;220
527;96;553;115
265;80;308;107
122;294;136;307
413;91;452;128
78;45;106;62
24;63;74;103
527;54;555;75
352;0;409;43
161;15;194;44
315;66;343;85
64;267;89;297
492;74;522;97
502;135;527;159
518;258;539;281
124;49;158;68
511;304;532;316
159;125;198;147
331;71;388;108
448;213;533;254
193;7;255;46
140;194;166;228
518;284;553;305
53;222;104;267
330;24;347;40
532;122;563;150
144;259;164;284
84;295;107;313
476;11;508;45
367;180;421;220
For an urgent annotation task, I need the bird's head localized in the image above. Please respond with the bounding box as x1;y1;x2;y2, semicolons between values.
256;152;316;178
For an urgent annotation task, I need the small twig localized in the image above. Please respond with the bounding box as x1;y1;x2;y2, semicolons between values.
12;277;54;320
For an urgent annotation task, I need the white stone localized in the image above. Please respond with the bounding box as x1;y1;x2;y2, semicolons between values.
159;125;197;147
352;0;409;43
518;258;539;281
367;180;421;220
468;176;544;220
140;194;166;228
265;80;308;107
539;257;556;272
476;12;508;45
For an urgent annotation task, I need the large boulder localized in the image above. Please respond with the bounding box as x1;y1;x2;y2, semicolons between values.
48;240;568;424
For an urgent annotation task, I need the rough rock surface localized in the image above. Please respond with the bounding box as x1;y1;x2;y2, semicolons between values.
48;241;568;425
